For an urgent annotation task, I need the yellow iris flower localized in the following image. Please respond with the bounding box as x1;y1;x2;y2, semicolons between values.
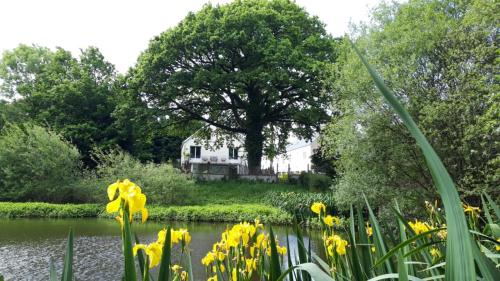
463;203;481;217
323;215;336;227
430;247;441;258
324;234;349;256
133;242;163;268
106;179;148;224
408;220;431;235
311;202;326;215
366;222;373;237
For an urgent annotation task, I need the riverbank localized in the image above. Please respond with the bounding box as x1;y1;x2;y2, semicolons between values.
0;202;293;224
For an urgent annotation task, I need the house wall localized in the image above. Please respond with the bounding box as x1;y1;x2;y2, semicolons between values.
261;140;318;173
181;136;246;168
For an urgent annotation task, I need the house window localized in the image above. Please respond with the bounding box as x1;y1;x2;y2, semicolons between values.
190;146;201;159
228;146;239;159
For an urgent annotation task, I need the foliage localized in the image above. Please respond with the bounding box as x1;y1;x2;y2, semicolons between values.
305;197;500;281
0;45;184;165
0;202;101;218
92;149;195;205
266;191;336;219
322;0;499;211
0;100;28;132
310;148;338;178
0;123;85;202
100;204;293;225
135;0;338;173
111;74;187;163
0;201;292;224
0;45;118;165
298;172;332;192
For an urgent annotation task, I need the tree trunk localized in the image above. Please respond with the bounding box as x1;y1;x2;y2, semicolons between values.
245;123;264;175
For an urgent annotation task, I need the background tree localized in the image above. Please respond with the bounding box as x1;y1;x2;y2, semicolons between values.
0;45;118;165
322;0;499;213
112;72;189;163
135;0;338;173
0;45;184;164
0;123;82;202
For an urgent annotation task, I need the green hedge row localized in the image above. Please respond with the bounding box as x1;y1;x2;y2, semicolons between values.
100;204;293;225
0;202;102;218
0;202;292;224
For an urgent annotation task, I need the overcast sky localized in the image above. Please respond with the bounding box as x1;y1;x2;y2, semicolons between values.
0;0;384;73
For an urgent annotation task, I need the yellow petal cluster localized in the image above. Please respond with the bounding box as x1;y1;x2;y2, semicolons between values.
323;215;340;227
463;203;481;217
201;219;286;280
311;202;326;215
106;179;148;224
366;222;373;237
430;247;441;258
133;227;191;268
408;220;432;235
133;241;163;268
324;234;349;256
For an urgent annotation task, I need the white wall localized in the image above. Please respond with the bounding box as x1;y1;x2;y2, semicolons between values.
181;135;246;166
261;140;318;173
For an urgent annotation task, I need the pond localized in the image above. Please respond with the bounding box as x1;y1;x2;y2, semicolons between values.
0;218;322;280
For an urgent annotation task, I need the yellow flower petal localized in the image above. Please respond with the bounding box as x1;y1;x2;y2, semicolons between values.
107;181;120;201
106;197;121;213
147;243;163;268
133;244;146;256
129;193;146;215
141;208;149;223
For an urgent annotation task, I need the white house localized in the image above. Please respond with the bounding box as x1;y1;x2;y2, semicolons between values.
181;132;319;176
180;134;248;176
261;139;319;173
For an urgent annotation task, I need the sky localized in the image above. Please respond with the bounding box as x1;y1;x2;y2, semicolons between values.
0;0;384;73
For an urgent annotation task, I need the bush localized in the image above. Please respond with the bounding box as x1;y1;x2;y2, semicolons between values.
92;149;195;205
0;123;83;202
266;191;337;219
298;172;332;192
0;202;101;218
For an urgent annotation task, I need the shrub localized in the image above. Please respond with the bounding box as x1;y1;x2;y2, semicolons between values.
92;149;195;205
298;172;332;192
0;123;83;202
0;202;101;218
266;191;337;219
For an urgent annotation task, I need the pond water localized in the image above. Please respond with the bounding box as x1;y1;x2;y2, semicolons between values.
0;218;322;280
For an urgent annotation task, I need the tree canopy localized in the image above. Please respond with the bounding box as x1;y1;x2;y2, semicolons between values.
0;45;118;164
0;45;185;164
322;0;499;212
135;0;338;173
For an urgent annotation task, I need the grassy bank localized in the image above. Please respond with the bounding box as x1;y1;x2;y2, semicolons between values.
0;202;293;224
185;180;307;205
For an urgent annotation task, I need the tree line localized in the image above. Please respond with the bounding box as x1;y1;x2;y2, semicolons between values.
0;0;497;209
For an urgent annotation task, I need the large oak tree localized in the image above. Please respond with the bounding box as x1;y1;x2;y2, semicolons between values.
135;0;337;173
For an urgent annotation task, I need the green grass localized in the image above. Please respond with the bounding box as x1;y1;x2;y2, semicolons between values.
185;180;307;205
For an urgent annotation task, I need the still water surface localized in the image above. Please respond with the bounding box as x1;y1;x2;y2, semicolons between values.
0;218;321;281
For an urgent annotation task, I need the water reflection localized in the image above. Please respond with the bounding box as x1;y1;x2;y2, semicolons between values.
0;218;321;280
